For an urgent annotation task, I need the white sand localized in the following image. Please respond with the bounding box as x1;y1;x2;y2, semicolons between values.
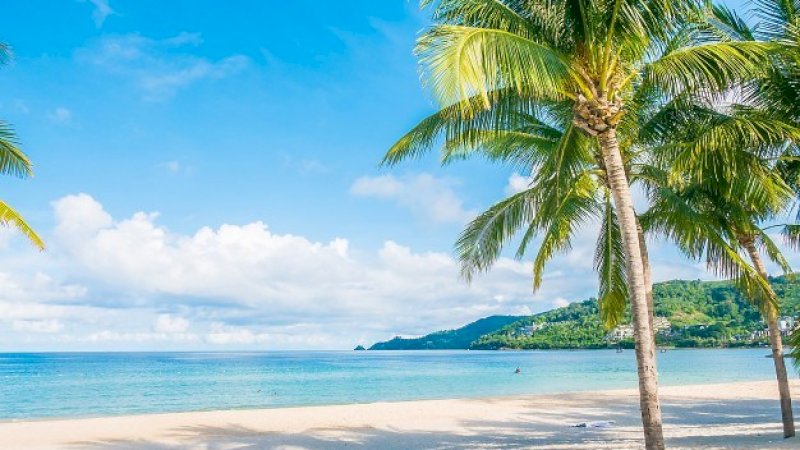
1;380;798;449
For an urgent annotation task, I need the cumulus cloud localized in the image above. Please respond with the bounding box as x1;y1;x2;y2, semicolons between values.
505;172;533;195
76;33;248;101
154;314;189;333
552;298;571;309
4;193;714;350
53;193;112;236
350;173;476;224
12;193;602;348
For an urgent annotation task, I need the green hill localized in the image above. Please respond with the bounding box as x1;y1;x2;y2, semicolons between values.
473;275;800;350
369;315;524;350
369;275;800;351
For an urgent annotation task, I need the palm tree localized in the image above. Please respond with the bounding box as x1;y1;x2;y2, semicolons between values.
687;2;800;437
642;170;798;439
384;2;777;447
640;98;800;438
0;43;43;250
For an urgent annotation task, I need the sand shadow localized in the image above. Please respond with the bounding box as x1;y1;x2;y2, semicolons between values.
67;396;798;449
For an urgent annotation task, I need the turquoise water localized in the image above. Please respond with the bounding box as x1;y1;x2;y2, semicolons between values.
0;349;794;420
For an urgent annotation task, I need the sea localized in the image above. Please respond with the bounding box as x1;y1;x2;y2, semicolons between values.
0;349;793;420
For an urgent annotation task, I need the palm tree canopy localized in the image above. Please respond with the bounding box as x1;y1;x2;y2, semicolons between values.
382;2;791;331
412;0;776;115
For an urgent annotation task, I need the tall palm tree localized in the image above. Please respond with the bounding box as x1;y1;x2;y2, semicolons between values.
384;2;777;447
640;97;800;437
690;2;800;437
0;43;43;250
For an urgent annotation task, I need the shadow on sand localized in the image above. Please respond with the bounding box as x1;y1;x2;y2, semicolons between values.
66;396;797;449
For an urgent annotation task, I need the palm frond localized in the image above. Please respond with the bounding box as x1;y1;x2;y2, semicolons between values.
781;223;800;249
0;199;44;250
442;129;558;168
700;3;755;42
595;195;628;329
757;228;793;274
654;107;800;183
382;89;535;166
789;324;800;371
417;24;570;111
456;185;543;281
0;42;11;64
645;41;779;95
753;0;800;41
424;0;548;42
528;170;600;288
0;122;33;178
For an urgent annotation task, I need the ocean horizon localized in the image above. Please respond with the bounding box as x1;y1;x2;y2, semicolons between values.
2;348;793;421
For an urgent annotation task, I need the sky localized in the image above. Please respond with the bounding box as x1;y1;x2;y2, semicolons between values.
0;0;777;351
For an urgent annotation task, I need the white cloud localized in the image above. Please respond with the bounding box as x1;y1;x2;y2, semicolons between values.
0;272;86;306
206;325;263;345
77;33;249;101
12;319;63;333
85;0;114;28
0;193;724;350
0;228;16;249
53;193;113;236
49;107;72;124
204;323;332;347
162;32;203;47
350;173;476;224
85;330;199;343
632;184;650;214
505;172;532;195
552;298;571;309
24;193;565;348
154;314;189;333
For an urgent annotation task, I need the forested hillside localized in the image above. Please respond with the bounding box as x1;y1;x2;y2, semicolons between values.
473;275;800;349
368;275;800;350
369;315;523;350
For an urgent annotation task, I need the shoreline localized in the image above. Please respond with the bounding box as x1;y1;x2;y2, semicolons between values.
2;379;798;449
0;373;783;424
0;346;781;353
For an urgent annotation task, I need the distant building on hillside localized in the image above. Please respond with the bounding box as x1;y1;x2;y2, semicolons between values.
607;317;670;342
750;328;768;340
653;317;671;332
749;316;798;339
778;316;796;334
608;324;634;341
518;322;548;336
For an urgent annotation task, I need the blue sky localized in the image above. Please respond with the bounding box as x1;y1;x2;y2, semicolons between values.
0;0;771;350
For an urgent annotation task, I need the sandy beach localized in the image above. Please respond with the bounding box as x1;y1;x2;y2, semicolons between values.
0;380;797;449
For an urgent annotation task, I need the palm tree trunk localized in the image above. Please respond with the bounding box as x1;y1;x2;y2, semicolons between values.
741;237;796;438
599;129;664;449
637;219;656;343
